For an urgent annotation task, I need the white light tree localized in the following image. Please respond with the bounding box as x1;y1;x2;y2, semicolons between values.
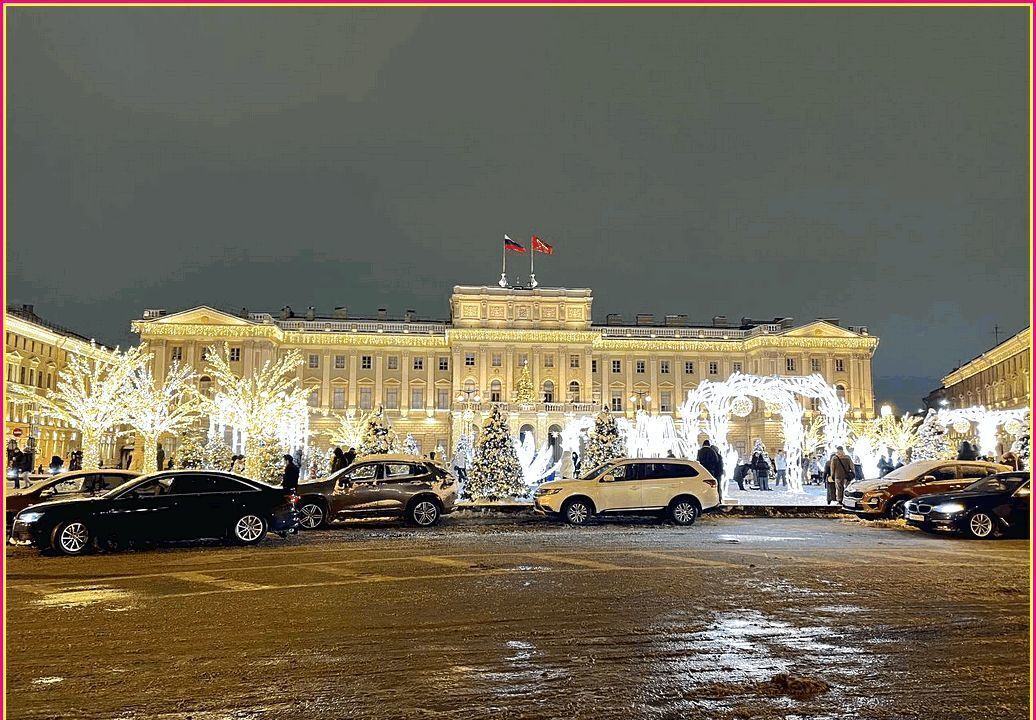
357;407;394;456
122;355;204;474
468;404;526;501
937;406;1030;457
10;344;147;469
202;344;311;481
582;408;627;471
514;433;561;489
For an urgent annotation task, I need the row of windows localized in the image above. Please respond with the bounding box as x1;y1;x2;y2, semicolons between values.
6;363;54;389
6;333;63;359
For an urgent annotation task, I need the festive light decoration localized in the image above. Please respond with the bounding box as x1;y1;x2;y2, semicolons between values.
403;432;420;456
1010;416;1030;469
801;416;826;457
937;406;1030;456
467;404;526;501
10;344;147;469
202;343;311;481
256;434;288;484
1004;419;1023;436
330;410;369;450
680;372;850;494
176;430;206;469
617;412;692;459
913;410;953;461
513;362;534;404
357;406;394;456
952;418;972;435
874;412;921;462
122;354;204;474
730;395;753;418
203;434;234;472
514;433;561;489
582;408;628;472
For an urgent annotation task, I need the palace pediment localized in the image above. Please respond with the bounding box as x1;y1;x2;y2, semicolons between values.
148;306;256;328
779;321;864;339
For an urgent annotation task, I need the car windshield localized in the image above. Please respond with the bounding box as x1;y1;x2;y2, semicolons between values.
965;475;1027;494
46;476;87;494
580;464;613;481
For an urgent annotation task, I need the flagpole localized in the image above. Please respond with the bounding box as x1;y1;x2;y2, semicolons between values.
529;236;537;288
499;236;508;287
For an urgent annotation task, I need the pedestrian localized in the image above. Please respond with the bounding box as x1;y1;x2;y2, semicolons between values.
452;445;469;483
281;454;300;491
752;447;772;491
48;455;62;474
732;458;747;491
697;440;725;485
957;441;978;461
330;447;347;474
851;449;863;482
166;456;175;470
156;444;165;473
827;446;854;505
429;451;437;463
774;450;788;487
878;454;894;477
343;447;357;468
308;459;319;480
230;454;245;474
572;451;580;475
666;449;676;458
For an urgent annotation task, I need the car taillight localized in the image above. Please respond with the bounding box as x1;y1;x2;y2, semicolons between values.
285;493;299;506
703;478;717;488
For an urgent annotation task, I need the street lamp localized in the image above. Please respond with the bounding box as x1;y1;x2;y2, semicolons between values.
629;390;651;412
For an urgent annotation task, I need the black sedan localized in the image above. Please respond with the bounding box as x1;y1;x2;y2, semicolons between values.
8;471;300;555
904;472;1030;539
5;469;139;528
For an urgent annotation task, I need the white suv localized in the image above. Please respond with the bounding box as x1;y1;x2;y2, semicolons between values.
534;458;721;526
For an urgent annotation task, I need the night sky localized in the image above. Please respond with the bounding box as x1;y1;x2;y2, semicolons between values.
6;8;1029;411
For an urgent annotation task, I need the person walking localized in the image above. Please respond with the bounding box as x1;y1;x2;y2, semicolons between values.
281;454;300;491
452;445;469;483
878;454;894;477
156;444;165;473
851;449;863;482
697;440;725;485
774;450;788;487
330;447;347;474
827;446;854;505
752;447;772;491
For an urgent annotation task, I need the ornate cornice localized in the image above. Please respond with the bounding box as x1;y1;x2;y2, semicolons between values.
283;332;448;348
942;327;1031;387
131;321;282;340
448;328;599;345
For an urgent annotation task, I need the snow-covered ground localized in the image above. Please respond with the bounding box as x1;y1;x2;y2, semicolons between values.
722;483;830;506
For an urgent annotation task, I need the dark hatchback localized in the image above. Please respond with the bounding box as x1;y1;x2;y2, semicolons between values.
5;469;139;528
904;472;1030;539
9;471;299;555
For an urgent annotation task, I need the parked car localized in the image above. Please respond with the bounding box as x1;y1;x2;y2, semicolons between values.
8;471;299;555
842;459;1008;519
295;454;457;529
6;469;139;528
904;472;1030;539
533;458;721;526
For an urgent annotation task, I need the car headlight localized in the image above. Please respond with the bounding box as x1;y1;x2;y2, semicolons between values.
16;511;44;523
933;502;966;514
536;487;563;496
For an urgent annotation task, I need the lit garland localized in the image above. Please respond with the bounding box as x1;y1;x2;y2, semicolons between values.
202;343;311;481
122;353;204;474
937;406;1030;456
514;433;561;489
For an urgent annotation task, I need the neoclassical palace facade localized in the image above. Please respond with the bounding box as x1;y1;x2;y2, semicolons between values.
927;326;1031;412
133;285;879;459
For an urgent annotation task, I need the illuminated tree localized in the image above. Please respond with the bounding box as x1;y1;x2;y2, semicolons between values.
177;430;206;469
10;344;146;469
582;408;627;471
468;404;525;500
202;344;310;481
403;432;420;456
875;412;921;459
203;434;234;471
357;407;393;456
122;357;204;474
913;410;953;462
513;362;534;404
330;410;368;450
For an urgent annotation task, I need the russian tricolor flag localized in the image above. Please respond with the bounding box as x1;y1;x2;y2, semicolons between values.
504;235;526;253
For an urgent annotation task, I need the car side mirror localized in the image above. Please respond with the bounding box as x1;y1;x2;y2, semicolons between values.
599;473;615;483
921;475;936;484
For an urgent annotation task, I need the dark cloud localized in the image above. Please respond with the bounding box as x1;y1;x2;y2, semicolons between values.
6;7;1029;410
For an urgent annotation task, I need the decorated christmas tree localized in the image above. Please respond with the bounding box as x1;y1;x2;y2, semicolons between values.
467;404;526;501
514;362;534;404
177;430;206;469
581;408;627;471
403;432;420;456
203;434;234;471
1010;415;1030;470
453;432;474;465
912;410;953;462
254;435;287;484
357;407;393;456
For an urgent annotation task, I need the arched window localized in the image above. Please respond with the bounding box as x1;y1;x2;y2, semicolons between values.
519;424;535;444
199;376;212;398
835;384;846;401
543;380;555;403
568;380;580;402
548;424;563;463
490;380;502;403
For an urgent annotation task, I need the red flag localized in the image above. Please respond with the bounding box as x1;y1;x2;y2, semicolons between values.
531;236;553;255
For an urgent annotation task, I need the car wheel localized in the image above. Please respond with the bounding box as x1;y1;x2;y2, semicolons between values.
51;520;91;556
298;501;328;530
965;511;996;539
232;514;268;545
562;498;592;526
669;499;699;526
887;498;907;520
407;499;441;527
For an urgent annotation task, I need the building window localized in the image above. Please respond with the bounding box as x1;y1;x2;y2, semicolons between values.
659;360;670;374
786;358;796;372
359;387;372;409
385;388;399;409
387;356;399;370
335;355;346;369
708;361;718;375
660;391;672;412
465;353;476;367
543;380;555;403
361;356;372;370
835;359;845;373
437;388;450;409
438;356;449;371
592;359;598;373
684;361;695;374
570;354;580;369
569;381;580;401
518;353;529;367
612;360;622;373
732;362;742;373
491;353;502;367
610;392;623;412
308;389;320;407
413;357;424;371
811;358;821;373
544;354;555;368
411;388;424;409
490;380;502;403
229;348;241;362
835;384;846;400
636;360;646;374
200;347;210;362
810;397;820;412
308;354;319;369
171;347;183;362
332;388;345;409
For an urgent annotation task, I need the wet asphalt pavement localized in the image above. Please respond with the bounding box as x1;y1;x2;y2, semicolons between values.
4;513;1031;720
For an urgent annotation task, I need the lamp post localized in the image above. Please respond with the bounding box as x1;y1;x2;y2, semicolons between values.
629;390;651;412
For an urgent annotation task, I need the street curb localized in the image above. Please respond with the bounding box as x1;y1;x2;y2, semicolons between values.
455;503;849;518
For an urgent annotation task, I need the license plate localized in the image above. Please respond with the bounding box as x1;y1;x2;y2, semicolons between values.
906;513;924;522
842;498;856;508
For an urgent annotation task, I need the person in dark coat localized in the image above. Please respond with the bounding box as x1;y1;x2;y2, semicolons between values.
49;455;63;474
731;461;747;491
751;449;772;491
957;441;978;461
696;440;725;484
330;447;347;474
343;447;357;468
282;455;300;491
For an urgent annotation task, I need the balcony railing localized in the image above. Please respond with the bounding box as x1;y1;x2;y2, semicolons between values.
277;320;448;335
597;324;783;340
452;401;602;414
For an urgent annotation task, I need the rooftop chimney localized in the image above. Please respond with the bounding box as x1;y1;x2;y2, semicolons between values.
280;305;293;320
404;309;415;322
333;306;348;319
377;308;388;320
21;304;34;314
636;314;655;326
306;306;316;321
605;313;624;326
712;315;728;327
664;314;688;327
